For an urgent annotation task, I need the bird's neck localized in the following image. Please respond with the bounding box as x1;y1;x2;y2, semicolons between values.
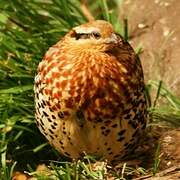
58;38;112;55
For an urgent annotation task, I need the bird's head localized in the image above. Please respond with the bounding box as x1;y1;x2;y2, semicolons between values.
62;20;123;53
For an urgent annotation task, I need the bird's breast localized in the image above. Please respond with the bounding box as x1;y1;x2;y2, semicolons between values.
36;47;140;123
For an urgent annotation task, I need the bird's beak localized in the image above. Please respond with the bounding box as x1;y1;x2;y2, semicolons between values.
106;33;119;44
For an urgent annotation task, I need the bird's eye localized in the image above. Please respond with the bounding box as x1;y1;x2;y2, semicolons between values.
91;32;101;39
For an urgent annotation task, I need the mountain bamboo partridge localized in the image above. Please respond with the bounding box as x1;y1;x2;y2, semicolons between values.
34;20;147;161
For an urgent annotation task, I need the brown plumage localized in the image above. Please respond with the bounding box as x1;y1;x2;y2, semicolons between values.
34;20;147;161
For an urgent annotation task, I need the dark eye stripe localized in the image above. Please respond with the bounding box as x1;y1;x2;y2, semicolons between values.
76;33;90;40
73;32;101;40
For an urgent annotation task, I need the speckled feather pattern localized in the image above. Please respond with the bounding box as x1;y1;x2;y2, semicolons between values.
34;20;147;161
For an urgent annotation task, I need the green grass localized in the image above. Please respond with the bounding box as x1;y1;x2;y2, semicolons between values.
0;0;180;179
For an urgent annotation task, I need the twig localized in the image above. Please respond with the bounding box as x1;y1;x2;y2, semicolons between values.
133;165;180;180
80;0;94;22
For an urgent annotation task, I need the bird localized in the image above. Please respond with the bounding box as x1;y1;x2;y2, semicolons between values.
34;20;147;161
